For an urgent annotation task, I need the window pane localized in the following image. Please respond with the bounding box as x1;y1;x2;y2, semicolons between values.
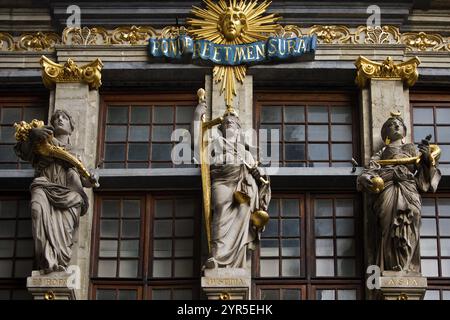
443;291;450;300
282;219;299;237
335;199;353;216
118;290;137;300
176;107;194;123
331;144;352;160
102;200;120;218
119;260;138;278
0;200;17;218
1;108;21;124
106;125;127;141
316;289;335;300
0;240;14;257
175;219;193;237
99;240;118;257
154;107;173;123
282;239;300;257
421;218;437;236
337;290;356;300
421;198;436;216
260;259;279;277
437;127;450;143
261;106;281;123
284;144;305;161
308;106;328;122
331;125;352;141
105;144;126;161
281;199;298;217
413;126;434;143
284;106;305;123
123;200;140;218
337;259;355;276
260;239;279;257
152;289;171;300
421;259;438;277
284;125;305;141
308;125;328;141
424;290;440;300
309;144;328;160
315;219;333;236
441;259;450;277
121;220;140;238
440;239;450;256
128;143;149;161
316;239;333;256
420;239;437;257
0;146;16;162
413;108;433;124
174;239;193;257
337;239;355;257
175;199;195;217
440;219;450;236
98;260;117;277
154;220;172;238
173;289;193;300
129;126;149;142
331;107;351;123
151;144;172;161
174;259;193;277
15;239;34;257
336;219;354;236
152;126;172;142
96;289;116;300
264;219;278;237
436;108;450;124
120;240;139;258
100;220;119;237
17;220;32;237
282;289;301;300
316;259;334;276
107;107;128;123
131;106;150;124
315;199;332;217
261;289;279;300
1;126;16;143
438;199;450;216
153;260;171;277
14;260;33;277
154;239;172;257
282;259;300;276
155;200;172;218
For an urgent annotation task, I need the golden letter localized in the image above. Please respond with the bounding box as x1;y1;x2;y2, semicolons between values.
267;38;277;56
246;46;255;61
234;46;246;63
287;39;295;55
170;41;178;56
256;44;265;60
212;45;221;62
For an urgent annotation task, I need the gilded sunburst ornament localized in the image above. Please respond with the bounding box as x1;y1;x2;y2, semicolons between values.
187;0;280;111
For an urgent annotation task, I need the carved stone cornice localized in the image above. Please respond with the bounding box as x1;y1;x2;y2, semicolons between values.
354;56;421;88
401;32;445;51
40;55;103;90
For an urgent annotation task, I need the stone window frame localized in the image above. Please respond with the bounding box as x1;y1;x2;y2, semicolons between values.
254;92;360;168
98;93;197;169
0;95;48;169
90;192;202;300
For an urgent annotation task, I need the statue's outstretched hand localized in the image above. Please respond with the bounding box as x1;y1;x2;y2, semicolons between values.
30;126;53;143
359;174;374;191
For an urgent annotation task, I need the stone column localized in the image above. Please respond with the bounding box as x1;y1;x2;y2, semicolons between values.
355;56;425;300
26;56;103;300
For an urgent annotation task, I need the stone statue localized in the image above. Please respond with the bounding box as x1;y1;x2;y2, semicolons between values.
14;110;99;274
357;112;441;274
205;112;271;269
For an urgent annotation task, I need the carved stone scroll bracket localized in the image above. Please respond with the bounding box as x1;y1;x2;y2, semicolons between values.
354;55;421;89
40;55;103;90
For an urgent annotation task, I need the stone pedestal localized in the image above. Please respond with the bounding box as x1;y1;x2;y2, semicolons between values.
201;268;251;300
27;270;77;300
378;272;427;300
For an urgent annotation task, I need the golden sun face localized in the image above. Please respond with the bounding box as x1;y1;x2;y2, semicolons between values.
187;0;279;45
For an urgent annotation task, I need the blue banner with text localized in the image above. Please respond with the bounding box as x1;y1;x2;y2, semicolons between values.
149;35;316;65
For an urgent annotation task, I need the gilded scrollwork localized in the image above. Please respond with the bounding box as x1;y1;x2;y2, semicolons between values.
272;25;302;38
401;32;445;51
309;25;352;44
111;25;157;45
354;56;421;88
354;25;400;45
40;55;103;90
17;32;60;51
0;32;14;51
160;26;188;39
62;26;109;45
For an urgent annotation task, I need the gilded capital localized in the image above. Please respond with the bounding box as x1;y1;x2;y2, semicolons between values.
354;56;421;88
40;55;103;90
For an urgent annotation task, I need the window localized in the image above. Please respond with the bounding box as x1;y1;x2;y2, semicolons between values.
256;93;358;167
100;94;196;168
254;193;363;300
0;96;48;169
411;93;450;168
91;193;201;300
0;196;33;300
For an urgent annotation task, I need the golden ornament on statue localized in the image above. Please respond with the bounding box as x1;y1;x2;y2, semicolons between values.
369;176;385;193
251;210;270;229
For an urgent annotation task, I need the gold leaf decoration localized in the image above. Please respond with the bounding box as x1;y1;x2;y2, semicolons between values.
0;32;14;51
17;32;60;51
309;25;352;44
354;25;400;44
355;56;421;88
62;27;109;45
402;32;445;51
272;25;302;38
40;55;103;90
160;26;188;39
111;25;157;45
